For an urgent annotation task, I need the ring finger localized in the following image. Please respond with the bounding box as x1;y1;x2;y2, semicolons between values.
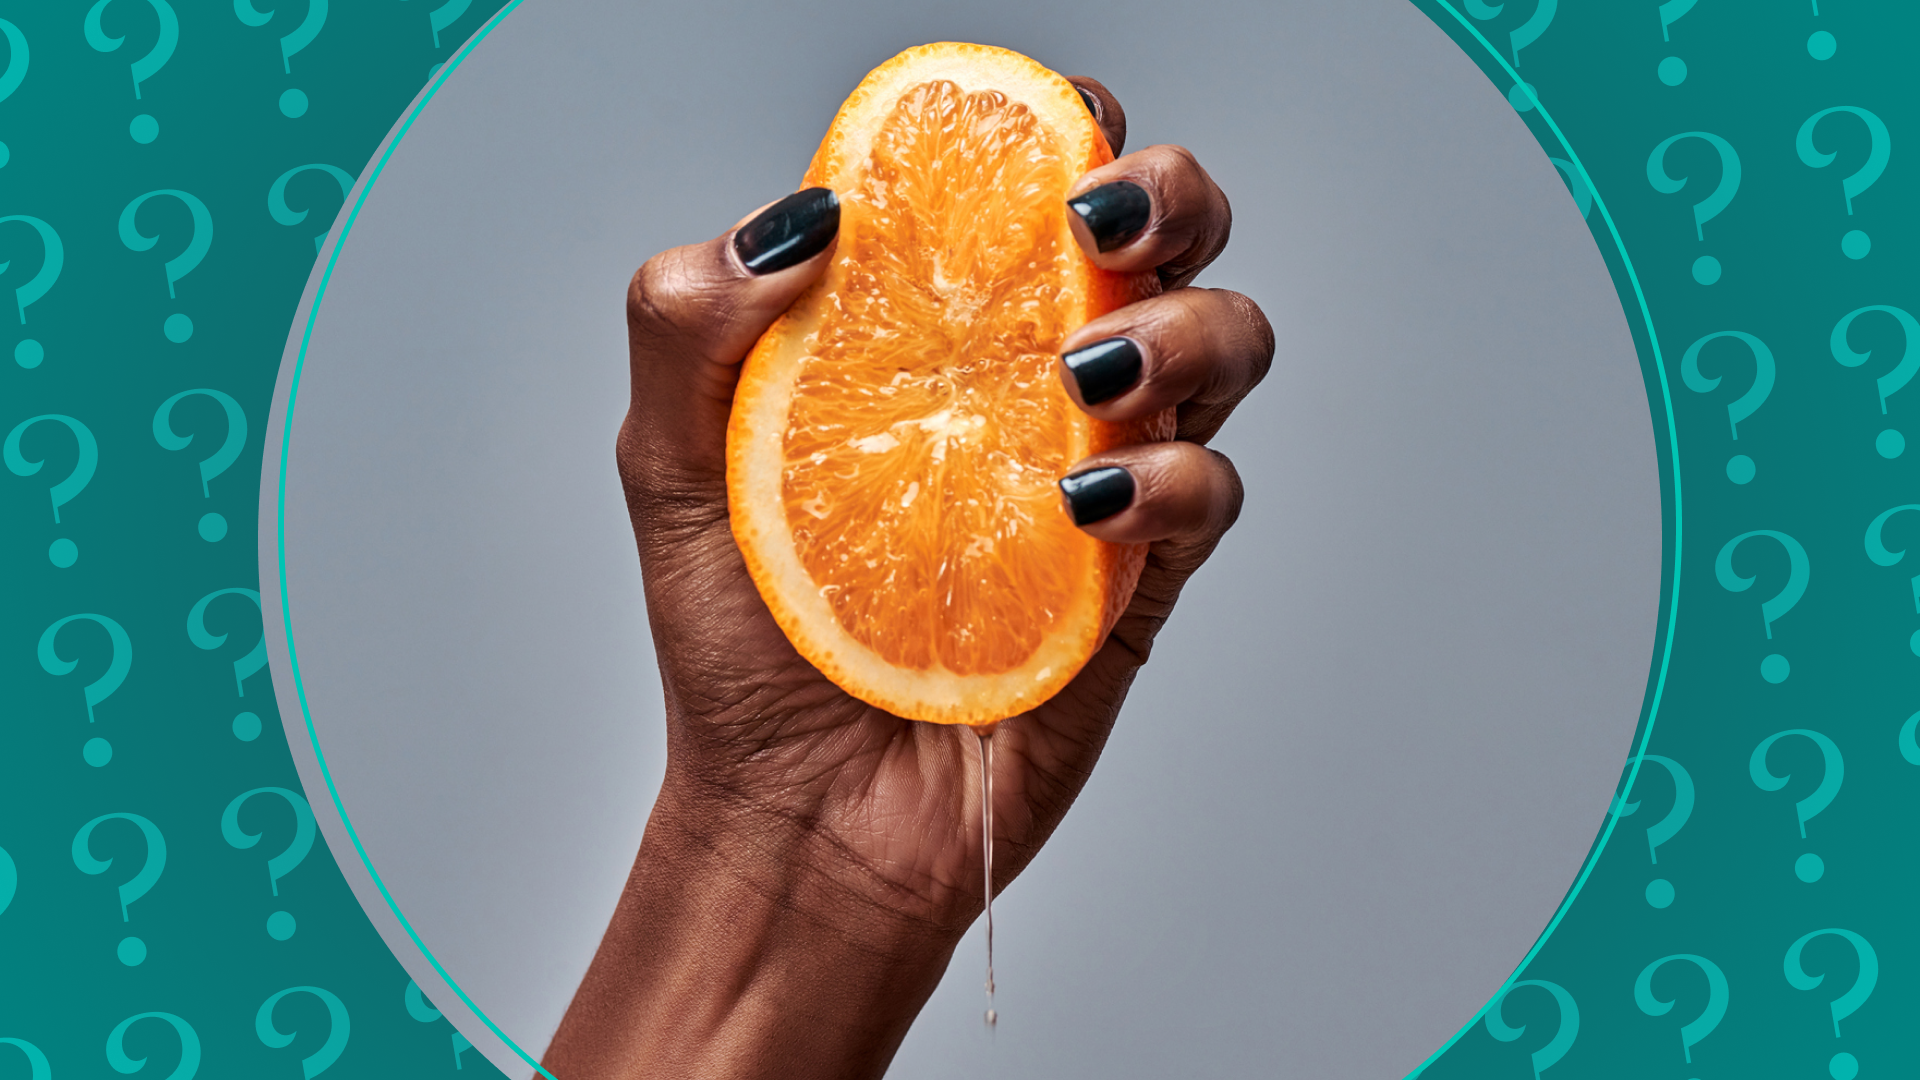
1058;287;1274;445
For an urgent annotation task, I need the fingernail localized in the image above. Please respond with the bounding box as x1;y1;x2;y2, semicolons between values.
1059;466;1135;526
734;187;839;274
1067;181;1151;253
1062;337;1143;406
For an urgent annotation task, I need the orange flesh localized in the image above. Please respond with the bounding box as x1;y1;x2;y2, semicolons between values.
780;80;1082;676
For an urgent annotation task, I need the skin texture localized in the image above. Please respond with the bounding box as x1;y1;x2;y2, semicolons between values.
544;77;1274;1080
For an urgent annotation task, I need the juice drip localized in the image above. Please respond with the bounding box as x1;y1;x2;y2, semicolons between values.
976;726;997;1028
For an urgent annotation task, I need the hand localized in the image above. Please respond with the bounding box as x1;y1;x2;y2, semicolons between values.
545;77;1272;1080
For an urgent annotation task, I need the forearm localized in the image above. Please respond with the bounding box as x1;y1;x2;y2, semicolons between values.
542;778;963;1080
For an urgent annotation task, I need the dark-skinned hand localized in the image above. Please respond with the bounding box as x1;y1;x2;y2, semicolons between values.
545;77;1272;1080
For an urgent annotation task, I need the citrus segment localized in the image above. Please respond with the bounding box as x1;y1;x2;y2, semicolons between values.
728;43;1168;725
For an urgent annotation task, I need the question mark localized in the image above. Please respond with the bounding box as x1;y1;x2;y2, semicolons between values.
1646;131;1740;285
187;588;268;697
1785;927;1876;1080
1807;1;1836;60
5;413;96;567
84;0;177;143
105;1013;199;1080
1463;0;1555;110
234;0;327;118
1655;0;1695;85
1899;707;1920;766
1633;954;1727;1065
118;189;211;345
405;981;477;1069
0;1038;49;1080
71;812;166;967
1483;979;1577;1079
1462;0;1556;67
0;215;63;369
268;165;356;252
1680;331;1774;484
153;389;248;543
1750;729;1844;883
1863;503;1920;654
1613;754;1693;907
1714;529;1809;683
0;20;28;171
1797;107;1889;260
1830;304;1918;459
417;0;474;49
258;986;350;1079
222;787;315;941
38;613;132;767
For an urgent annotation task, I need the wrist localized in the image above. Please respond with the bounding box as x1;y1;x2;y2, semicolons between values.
651;770;965;958
543;774;963;1080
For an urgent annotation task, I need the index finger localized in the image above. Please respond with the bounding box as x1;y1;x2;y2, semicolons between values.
1065;76;1127;156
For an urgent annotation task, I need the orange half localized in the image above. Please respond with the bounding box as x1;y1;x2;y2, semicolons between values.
727;43;1169;726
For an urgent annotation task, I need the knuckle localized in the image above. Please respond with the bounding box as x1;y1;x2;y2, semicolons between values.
627;244;753;364
615;411;727;533
1174;290;1269;405
1207;448;1245;532
614;414;643;479
1224;290;1275;384
628;246;736;342
1209;171;1233;222
1201;177;1233;256
1152;143;1201;172
627;250;692;338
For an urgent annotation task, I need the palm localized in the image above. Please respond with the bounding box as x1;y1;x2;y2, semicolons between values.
633;485;1143;930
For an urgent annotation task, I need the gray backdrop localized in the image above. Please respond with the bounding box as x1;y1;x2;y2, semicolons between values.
269;0;1659;1076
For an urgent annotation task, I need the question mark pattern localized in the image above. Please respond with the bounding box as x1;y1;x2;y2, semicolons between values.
1;0;509;1076
235;0;329;119
1410;1;1919;1076
0;0;1915;1077
406;981;478;1069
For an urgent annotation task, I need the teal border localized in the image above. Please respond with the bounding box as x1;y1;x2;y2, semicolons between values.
267;4;1686;1077
1402;3;1684;1073
270;2;553;1077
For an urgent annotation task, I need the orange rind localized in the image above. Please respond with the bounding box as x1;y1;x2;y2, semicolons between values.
727;43;1170;725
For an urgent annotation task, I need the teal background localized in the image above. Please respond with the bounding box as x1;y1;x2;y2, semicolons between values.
1412;1;1916;1076
2;1;512;1076
2;1;1914;1077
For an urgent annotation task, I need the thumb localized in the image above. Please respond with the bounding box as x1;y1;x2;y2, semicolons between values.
619;187;839;507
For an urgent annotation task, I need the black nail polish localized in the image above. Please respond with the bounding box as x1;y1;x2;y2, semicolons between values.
1067;181;1151;253
1063;337;1143;405
1076;86;1100;119
734;187;839;274
1059;466;1135;526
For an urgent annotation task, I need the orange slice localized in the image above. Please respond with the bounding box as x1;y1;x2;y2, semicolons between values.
727;43;1170;726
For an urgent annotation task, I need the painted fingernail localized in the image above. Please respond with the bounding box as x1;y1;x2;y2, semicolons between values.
1063;337;1143;405
1067;180;1151;253
734;187;839;274
1059;466;1135;526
